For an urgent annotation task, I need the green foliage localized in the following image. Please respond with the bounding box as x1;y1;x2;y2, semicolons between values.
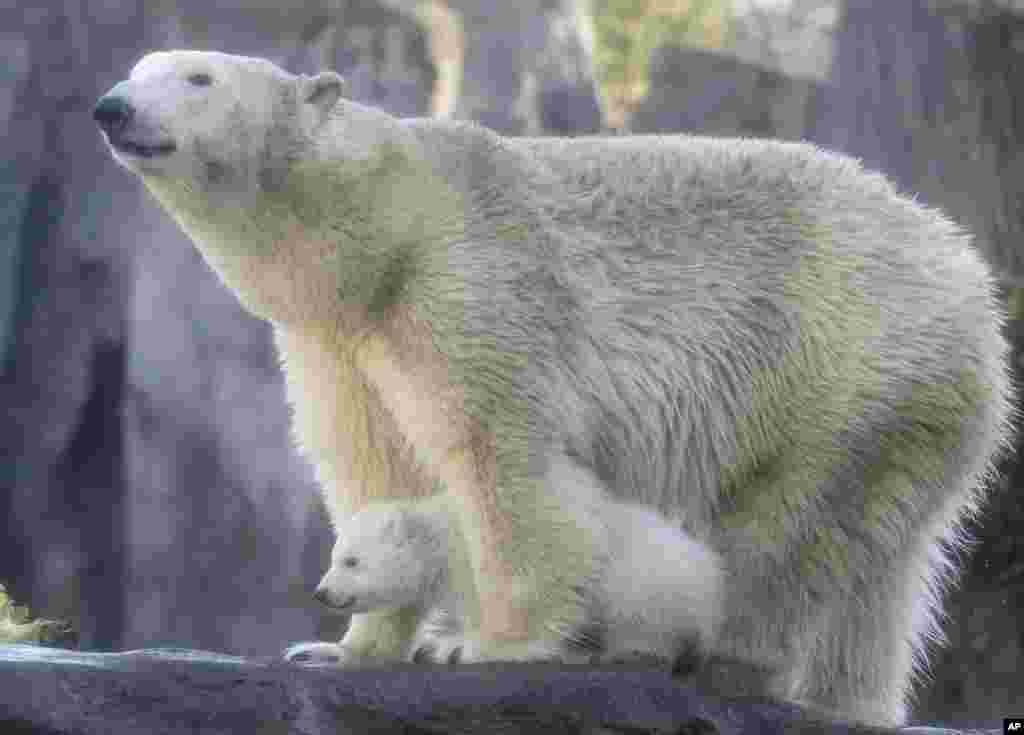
590;0;729;127
0;583;73;644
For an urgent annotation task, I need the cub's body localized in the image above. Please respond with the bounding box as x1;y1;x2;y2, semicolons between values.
320;489;723;663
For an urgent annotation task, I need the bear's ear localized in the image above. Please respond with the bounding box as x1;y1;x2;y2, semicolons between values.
299;71;345;118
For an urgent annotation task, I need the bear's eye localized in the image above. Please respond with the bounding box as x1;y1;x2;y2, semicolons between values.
342;556;358;568
187;72;213;87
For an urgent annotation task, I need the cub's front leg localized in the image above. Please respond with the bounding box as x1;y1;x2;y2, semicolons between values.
285;607;423;665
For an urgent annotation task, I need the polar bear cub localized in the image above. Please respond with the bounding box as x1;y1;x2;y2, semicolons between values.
317;496;725;664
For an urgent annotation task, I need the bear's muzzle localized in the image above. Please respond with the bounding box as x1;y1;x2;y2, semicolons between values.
94;93;176;159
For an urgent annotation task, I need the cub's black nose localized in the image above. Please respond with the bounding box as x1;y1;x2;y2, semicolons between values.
93;95;134;136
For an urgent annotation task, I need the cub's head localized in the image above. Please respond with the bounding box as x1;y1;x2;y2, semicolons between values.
93;50;343;186
315;505;446;614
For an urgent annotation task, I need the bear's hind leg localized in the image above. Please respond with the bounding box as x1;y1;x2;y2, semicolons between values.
785;565;915;726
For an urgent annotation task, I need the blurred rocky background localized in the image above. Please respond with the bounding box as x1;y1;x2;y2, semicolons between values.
0;0;1021;729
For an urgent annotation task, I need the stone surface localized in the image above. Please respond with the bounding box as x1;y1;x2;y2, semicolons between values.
0;644;949;735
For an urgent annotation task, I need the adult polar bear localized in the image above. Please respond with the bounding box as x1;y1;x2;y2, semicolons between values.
94;50;1012;725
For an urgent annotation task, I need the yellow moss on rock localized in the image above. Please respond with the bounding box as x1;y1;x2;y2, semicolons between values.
0;583;73;645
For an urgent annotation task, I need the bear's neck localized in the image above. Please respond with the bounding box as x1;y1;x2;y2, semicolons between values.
140;144;461;331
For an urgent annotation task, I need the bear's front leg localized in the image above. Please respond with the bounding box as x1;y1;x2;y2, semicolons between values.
352;323;604;664
286;606;423;666
420;450;605;664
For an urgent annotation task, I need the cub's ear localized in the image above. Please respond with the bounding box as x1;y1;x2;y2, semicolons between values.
382;509;418;547
299;71;345;118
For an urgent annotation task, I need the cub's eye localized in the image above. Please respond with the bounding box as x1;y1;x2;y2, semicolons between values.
187;72;213;87
342;556;358;569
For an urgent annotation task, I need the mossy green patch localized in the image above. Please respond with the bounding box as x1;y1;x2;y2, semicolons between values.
142;142;467;323
1006;286;1024;322
719;208;992;577
283;146;465;313
862;370;989;527
493;222;530;241
796;370;988;579
345;606;424;659
720;213;883;550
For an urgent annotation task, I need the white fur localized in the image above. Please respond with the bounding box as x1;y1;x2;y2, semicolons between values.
320;487;724;663
96;51;1015;726
322;500;458;617
599;504;722;659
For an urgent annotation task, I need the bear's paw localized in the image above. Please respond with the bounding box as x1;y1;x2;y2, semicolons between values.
283;641;365;667
411;629;588;665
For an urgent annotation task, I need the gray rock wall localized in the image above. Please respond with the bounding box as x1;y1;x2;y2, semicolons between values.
628;44;820;139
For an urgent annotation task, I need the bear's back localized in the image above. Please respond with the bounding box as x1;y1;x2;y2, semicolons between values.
504;132;999;347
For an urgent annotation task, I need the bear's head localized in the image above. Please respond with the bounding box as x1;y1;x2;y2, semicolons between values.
93;50;344;189
315;505;447;614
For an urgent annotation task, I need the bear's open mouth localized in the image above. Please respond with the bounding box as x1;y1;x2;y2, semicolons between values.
113;138;177;158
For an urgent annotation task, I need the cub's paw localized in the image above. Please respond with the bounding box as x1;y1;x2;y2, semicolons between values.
283;641;364;667
409;630;469;664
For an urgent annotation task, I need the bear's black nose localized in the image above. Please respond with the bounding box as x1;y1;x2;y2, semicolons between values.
93;95;134;136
